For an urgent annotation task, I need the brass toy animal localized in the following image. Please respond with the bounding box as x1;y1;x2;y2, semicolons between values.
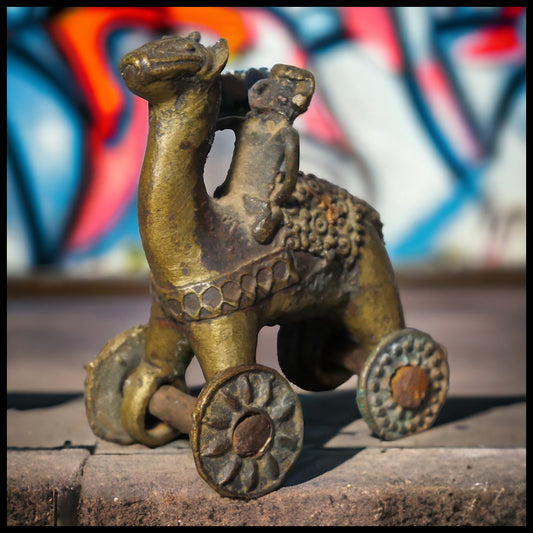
85;31;449;500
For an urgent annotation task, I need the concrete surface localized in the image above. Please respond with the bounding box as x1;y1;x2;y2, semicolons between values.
6;284;526;526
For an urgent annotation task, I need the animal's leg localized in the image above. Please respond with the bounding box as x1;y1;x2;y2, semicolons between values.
341;222;405;370
277;223;405;393
185;309;259;382
186;309;304;499
121;299;194;447
142;299;194;391
344;224;449;440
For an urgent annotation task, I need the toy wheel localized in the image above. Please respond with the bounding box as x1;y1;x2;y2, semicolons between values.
357;328;449;441
190;364;303;499
84;325;146;444
278;318;355;392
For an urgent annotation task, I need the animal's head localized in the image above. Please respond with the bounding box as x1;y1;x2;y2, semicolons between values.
119;31;229;101
248;64;315;121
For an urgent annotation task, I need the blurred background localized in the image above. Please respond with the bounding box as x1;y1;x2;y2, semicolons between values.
7;6;526;278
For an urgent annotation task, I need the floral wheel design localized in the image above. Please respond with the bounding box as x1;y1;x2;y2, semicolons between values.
84;325;146;444
190;364;304;499
357;328;449;441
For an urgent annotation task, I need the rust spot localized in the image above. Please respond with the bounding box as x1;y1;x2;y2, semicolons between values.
157;317;181;329
325;209;336;225
232;413;272;458
390;365;429;409
318;193;332;209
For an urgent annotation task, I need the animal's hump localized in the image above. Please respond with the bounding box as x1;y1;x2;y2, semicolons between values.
281;172;383;269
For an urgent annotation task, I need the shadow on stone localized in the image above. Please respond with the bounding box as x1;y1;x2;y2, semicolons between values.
299;390;361;446
298;390;526;439
431;395;526;427
285;446;365;487
7;392;84;410
284;392;526;486
281;391;363;486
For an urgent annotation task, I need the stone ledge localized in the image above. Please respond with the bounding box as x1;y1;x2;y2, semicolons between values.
6;396;527;525
6;449;90;526
79;447;526;526
6;447;525;526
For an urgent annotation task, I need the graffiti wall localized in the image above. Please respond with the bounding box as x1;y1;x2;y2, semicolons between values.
7;6;526;275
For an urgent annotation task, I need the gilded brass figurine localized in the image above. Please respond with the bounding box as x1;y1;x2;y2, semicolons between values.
85;31;449;500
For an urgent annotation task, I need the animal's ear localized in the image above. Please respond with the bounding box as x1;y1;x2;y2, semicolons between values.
186;31;201;42
208;38;229;78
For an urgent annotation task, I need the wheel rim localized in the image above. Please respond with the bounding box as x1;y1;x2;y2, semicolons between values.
190;364;304;499
84;325;146;444
357;328;449;440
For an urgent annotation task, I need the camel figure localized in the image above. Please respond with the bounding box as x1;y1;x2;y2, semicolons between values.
85;32;448;500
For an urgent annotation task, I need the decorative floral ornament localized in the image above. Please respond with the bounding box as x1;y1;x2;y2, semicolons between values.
191;364;304;499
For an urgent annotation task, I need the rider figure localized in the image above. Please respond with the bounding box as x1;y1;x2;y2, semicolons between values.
217;64;315;244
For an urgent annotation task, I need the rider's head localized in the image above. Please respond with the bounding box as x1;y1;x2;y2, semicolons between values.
248;64;315;120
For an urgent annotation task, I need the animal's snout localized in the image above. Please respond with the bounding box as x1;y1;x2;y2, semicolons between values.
119;54;152;88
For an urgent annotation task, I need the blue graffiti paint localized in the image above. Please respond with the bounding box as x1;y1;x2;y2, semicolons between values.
7;49;85;263
389;166;484;262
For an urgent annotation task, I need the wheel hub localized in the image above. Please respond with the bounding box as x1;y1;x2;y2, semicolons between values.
233;412;272;458
390;364;429;409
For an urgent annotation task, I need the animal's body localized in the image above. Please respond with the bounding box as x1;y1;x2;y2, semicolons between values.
117;31;405;446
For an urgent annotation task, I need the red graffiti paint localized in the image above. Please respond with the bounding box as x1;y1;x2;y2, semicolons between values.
47;7;250;252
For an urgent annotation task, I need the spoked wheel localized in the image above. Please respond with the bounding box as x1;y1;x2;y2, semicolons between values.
190;364;304;499
84;325;147;444
357;328;449;441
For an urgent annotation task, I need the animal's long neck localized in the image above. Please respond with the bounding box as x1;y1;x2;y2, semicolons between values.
138;82;220;288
